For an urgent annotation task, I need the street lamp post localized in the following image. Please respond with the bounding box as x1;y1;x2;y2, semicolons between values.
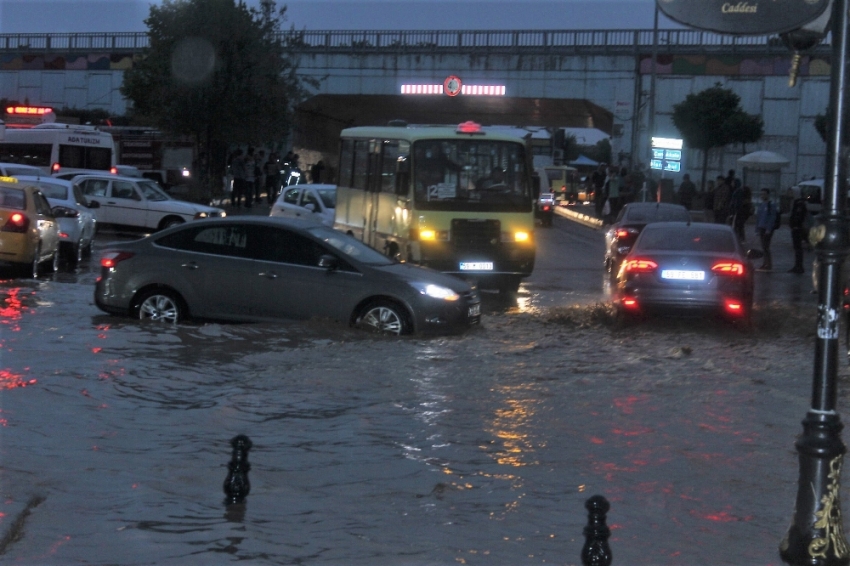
780;0;850;563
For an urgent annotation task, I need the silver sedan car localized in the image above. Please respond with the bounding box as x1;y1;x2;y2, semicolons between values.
95;216;481;335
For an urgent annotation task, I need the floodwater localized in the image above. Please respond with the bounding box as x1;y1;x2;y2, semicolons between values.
0;268;839;565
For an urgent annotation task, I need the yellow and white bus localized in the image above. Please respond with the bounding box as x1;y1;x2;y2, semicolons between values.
334;121;535;293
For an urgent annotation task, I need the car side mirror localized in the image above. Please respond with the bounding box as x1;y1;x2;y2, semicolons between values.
304;203;317;213
87;200;100;209
318;254;338;270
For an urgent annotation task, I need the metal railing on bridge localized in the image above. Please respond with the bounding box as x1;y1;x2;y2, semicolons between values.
0;29;828;56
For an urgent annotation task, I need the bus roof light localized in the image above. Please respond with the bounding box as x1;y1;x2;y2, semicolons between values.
457;121;484;135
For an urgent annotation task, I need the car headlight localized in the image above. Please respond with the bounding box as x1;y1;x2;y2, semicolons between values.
409;282;460;301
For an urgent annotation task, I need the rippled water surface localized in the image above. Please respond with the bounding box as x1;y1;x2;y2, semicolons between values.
0;277;833;565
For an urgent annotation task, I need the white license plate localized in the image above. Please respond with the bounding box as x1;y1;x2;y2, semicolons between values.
661;269;705;281
468;303;481;317
460;262;494;271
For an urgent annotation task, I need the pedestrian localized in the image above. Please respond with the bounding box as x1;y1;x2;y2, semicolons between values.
591;163;607;218
254;150;266;203
604;164;621;221
755;188;778;271
244;147;256;208
678;173;697;210
728;183;752;243
726;168;742;193
311;160;326;184
712;175;731;224
265;152;281;204
229;148;246;207
788;192;808;274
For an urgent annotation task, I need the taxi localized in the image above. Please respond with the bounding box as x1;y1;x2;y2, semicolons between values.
0;176;60;277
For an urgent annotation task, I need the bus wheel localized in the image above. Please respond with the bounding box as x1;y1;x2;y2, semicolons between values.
355;300;411;336
498;276;522;295
386;242;400;260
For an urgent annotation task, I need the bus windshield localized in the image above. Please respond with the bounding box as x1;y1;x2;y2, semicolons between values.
412;139;531;212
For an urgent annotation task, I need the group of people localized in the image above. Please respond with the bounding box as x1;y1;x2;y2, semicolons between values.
683;168;808;273
591;163;649;221
227;149;308;208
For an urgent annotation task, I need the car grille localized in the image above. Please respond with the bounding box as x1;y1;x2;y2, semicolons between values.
451;219;500;249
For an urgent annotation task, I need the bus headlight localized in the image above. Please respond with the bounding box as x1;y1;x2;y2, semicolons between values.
409;282;460;301
502;231;531;243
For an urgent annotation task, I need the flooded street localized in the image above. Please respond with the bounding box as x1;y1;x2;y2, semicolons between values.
0;266;837;565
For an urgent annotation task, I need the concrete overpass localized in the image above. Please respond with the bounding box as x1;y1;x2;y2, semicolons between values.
0;29;833;188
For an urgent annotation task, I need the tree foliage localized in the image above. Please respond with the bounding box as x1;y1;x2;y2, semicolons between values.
672;83;764;190
121;0;315;186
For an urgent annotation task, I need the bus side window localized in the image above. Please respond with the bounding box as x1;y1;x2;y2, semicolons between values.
380;140;400;195
338;139;353;187
396;156;410;196
352;140;369;191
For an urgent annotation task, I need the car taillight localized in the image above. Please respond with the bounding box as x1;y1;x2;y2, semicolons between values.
100;251;135;268
724;299;745;315
542;205;551;212
615;227;639;240
1;213;29;233
622;258;658;273
621;296;640;309
712;261;745;276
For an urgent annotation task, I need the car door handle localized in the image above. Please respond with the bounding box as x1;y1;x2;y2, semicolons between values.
259;271;278;279
181;262;199;270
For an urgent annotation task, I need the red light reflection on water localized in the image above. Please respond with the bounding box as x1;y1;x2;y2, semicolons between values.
0;288;30;331
0;368;36;389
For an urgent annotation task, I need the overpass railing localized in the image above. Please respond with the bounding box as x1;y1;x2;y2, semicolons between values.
0;29;828;56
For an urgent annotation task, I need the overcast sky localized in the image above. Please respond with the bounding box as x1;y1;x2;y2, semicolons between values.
0;0;679;34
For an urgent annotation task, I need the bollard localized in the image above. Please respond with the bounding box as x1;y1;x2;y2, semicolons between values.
223;434;252;504
581;495;612;566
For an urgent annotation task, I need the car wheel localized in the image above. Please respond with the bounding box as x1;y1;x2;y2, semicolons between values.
69;240;83;266
160;217;185;230
48;249;59;273
135;289;185;324
29;245;41;278
355;301;410;335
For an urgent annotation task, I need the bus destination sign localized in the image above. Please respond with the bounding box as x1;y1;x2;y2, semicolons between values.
656;0;831;35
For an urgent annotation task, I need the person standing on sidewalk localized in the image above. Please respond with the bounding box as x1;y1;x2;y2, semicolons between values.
229;149;246;207
755;188;778;271
712;175;731;224
591;163;607;218
678;173;697;210
787;194;808;274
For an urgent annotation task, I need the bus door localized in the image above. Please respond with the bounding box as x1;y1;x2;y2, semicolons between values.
363;140;383;248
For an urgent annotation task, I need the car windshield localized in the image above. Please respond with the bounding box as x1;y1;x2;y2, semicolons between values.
624;205;691;223
316;187;336;208
32;181;69;200
137;180;171;201
0;187;25;210
637;226;738;253
307;226;394;266
412;139;532;212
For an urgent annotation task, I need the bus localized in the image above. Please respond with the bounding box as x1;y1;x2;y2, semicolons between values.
334;121;535;293
0;123;116;176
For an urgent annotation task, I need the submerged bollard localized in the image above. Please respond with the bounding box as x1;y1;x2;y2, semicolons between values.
223;434;252;504
581;495;612;566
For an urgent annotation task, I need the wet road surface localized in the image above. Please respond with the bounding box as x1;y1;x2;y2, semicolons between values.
0;214;834;565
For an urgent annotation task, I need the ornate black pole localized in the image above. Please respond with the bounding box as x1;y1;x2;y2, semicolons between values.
581;495;612;566
223;434;252;505
781;0;850;563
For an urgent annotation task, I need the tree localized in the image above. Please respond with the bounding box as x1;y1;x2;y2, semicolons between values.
672;83;764;190
121;0;315;193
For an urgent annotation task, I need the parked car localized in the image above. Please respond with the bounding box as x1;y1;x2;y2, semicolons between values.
95;216;482;335
73;174;225;231
0;163;44;177
15;176;98;265
0;176;60;277
269;184;336;227
613;221;761;326
605;202;692;276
